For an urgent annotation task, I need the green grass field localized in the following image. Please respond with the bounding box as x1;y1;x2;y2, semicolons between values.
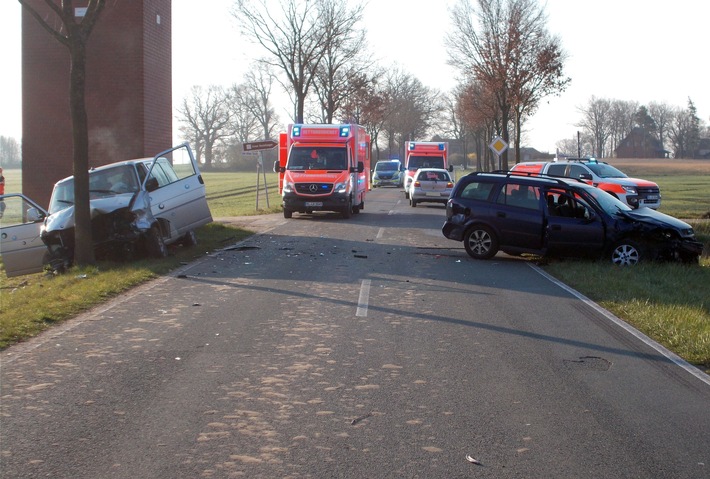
1;161;709;372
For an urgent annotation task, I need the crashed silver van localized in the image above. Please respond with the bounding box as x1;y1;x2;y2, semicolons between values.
1;143;212;276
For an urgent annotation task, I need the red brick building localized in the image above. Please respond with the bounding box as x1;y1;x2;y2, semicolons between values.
21;0;172;208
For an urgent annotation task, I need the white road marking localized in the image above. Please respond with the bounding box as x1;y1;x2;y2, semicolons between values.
531;264;710;387
356;279;372;317
376;227;384;240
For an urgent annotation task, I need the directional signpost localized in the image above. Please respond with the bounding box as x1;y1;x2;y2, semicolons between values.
243;140;278;209
243;140;278;152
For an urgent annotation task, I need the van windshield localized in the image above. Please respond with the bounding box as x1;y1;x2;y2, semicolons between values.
287;146;348;170
48;165;140;214
407;155;444;170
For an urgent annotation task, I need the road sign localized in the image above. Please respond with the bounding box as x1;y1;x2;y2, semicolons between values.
489;136;508;155
243;140;278;152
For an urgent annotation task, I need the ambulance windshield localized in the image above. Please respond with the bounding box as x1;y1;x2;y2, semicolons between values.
288;146;348;170
407;155;445;170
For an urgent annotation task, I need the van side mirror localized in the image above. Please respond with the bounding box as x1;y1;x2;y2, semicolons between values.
358;161;364;173
448;165;454;172
26;207;45;222
273;160;280;173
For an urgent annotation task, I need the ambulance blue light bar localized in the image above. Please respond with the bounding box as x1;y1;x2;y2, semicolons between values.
339;125;351;137
292;125;302;137
408;142;445;150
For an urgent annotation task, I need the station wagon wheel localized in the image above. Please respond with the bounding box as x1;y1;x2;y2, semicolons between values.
410;197;417;207
145;225;168;258
463;225;499;260
610;240;642;266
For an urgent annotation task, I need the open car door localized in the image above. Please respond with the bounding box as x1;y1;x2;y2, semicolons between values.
140;143;212;240
0;194;49;277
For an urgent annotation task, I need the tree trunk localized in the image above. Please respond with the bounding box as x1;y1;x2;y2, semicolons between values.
70;37;95;267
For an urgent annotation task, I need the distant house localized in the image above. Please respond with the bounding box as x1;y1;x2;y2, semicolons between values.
519;147;555;162
615;127;668;158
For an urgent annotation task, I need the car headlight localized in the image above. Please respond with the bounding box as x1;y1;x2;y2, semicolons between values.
283;181;295;193
334;181;348;193
621;185;637;194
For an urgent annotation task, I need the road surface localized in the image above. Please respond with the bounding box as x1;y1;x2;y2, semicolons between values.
2;186;709;478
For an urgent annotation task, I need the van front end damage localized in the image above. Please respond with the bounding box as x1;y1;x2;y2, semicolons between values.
40;191;160;270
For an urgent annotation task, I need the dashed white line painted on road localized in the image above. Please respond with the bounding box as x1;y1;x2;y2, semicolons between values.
376;227;384;240
356;279;372;317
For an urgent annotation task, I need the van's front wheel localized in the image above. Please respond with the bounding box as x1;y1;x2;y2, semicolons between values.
341;198;353;219
145;226;168;258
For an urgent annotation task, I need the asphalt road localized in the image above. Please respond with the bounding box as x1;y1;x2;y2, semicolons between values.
2;186;709;478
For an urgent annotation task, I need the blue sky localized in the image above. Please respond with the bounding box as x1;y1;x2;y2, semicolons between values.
2;0;708;154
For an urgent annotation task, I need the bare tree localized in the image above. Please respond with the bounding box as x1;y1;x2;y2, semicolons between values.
458;76;500;170
669;98;702;158
608;100;638;156
340;69;388;160
576;96;613;158
447;0;568;168
228;84;262;144
18;0;106;267
309;0;369;123
381;68;441;158
234;0;327;123
648;101;674;153
242;65;280;140
0;136;22;168
176;86;233;168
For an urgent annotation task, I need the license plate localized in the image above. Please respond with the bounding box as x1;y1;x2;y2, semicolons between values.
305;202;323;207
426;192;440;197
645;195;659;200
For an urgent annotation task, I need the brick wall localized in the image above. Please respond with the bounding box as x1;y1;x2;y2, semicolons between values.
21;0;172;208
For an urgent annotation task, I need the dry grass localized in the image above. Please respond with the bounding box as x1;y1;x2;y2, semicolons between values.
607;158;710;176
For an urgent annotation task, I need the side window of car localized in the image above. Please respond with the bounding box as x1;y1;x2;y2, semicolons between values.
149;163;171;188
547;164;566;177
568;165;589;179
548;192;591;219
460;181;494;201
0;196;44;226
498;184;541;210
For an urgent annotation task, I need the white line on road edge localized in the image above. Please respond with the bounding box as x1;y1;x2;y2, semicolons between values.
530;263;710;387
356;279;372;317
376;227;384;240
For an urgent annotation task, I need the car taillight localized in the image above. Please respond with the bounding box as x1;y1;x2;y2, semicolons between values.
446;182;453;188
414;181;421;187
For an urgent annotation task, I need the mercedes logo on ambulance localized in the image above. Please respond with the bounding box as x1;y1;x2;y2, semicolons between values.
309;184;318;193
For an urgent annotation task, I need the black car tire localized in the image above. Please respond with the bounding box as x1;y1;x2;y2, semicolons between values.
410;197;417;207
146;226;168;258
610;240;642;266
463;225;499;259
342;198;352;219
283;208;293;219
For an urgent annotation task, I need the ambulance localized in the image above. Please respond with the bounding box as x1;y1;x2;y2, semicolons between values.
403;141;452;199
274;124;371;219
